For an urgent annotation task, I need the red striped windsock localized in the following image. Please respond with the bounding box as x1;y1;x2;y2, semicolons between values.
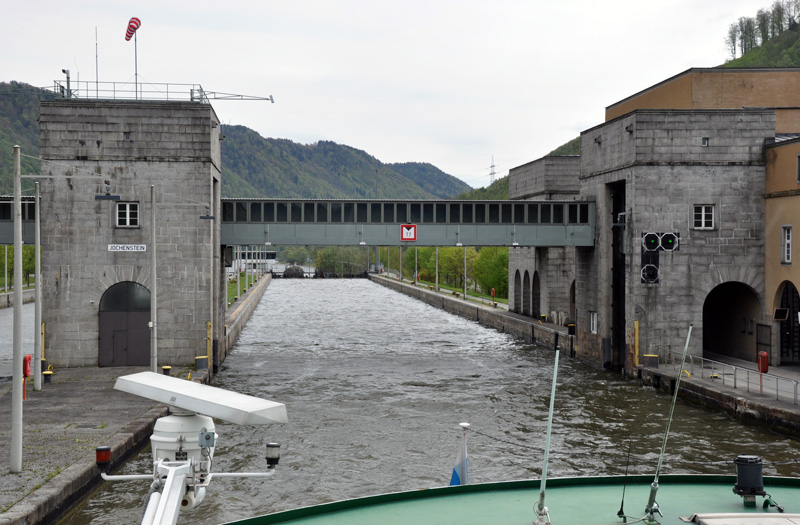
125;17;141;41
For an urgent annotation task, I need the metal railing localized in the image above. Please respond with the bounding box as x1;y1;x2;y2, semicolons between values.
662;350;799;405
51;80;208;103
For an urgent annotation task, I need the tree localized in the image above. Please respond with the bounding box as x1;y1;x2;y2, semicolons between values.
756;9;771;45
738;16;757;55
0;245;35;287
473;247;508;298
772;0;787;35
726;23;739;59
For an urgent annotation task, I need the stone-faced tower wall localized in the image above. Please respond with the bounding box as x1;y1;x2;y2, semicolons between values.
577;109;771;370
39;99;222;367
508;156;580;322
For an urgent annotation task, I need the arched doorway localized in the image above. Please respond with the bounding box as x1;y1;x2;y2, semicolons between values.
513;270;522;314
532;271;541;319
779;281;800;364
702;282;761;362
98;281;151;366
522;271;531;317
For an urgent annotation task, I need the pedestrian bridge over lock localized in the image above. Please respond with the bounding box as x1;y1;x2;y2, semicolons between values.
220;199;596;247
0;197;596;247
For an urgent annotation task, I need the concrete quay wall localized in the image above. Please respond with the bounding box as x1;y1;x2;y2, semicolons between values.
0;289;35;309
369;275;569;350
642;367;800;439
222;274;271;363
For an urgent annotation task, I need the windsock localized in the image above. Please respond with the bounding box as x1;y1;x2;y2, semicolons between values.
125;17;141;41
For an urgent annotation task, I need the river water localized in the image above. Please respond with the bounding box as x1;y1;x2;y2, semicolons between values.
63;279;800;524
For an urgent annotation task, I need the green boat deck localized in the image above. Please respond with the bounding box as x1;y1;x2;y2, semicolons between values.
227;475;800;525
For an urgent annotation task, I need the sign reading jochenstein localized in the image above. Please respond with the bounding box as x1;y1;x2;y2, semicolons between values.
108;244;147;252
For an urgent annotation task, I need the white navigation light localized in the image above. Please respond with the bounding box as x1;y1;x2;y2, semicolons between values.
114;372;288;425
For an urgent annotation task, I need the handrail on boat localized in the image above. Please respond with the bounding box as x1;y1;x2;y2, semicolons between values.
662;350;799;405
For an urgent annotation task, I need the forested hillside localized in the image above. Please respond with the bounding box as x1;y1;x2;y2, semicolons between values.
457;176;509;200
724;0;800;61
220;125;471;199
0;82;54;194
0;82;470;199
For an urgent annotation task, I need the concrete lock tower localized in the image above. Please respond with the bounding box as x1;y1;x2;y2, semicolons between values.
38;96;224;370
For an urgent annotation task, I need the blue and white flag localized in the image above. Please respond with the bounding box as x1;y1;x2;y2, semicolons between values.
449;423;469;486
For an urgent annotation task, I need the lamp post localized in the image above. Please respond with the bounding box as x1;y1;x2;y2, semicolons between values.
150;185;157;373
34;182;42;390
11;146;22;473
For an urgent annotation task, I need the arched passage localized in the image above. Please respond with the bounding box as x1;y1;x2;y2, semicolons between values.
702;282;761;362
98;281;151;366
532;271;541;319
513;270;522;314
522;271;531;317
778;281;800;364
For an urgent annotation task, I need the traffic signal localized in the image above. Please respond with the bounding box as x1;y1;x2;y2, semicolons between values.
641;263;659;284
641;232;680;252
641;250;659;284
642;232;661;252
660;232;679;251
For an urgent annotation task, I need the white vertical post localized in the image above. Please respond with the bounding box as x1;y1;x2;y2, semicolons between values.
463;246;467;299
11;145;23;473
4;245;7;293
435;247;439;291
34;182;41;391
236;246;240;298
150;185;157;373
415;247;417;284
208;184;215;379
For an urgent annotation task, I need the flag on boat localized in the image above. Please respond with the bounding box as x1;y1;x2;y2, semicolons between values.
125;17;141;41
449;422;469;486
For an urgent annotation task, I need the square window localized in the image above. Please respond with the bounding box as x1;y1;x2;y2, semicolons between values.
116;202;139;228
693;205;714;230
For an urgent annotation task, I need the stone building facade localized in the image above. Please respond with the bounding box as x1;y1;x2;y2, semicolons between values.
509;67;800;372
38;99;224;368
577;109;770;369
508;156;580;324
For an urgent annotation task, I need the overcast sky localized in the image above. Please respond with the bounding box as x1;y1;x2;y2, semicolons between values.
1;0;772;188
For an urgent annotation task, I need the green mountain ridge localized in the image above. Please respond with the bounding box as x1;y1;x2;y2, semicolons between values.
220;125;470;199
0;82;471;199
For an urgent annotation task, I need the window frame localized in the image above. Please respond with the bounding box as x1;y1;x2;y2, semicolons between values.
796;154;800;183
782;225;792;265
589;311;598;334
116;202;140;228
692;204;714;230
